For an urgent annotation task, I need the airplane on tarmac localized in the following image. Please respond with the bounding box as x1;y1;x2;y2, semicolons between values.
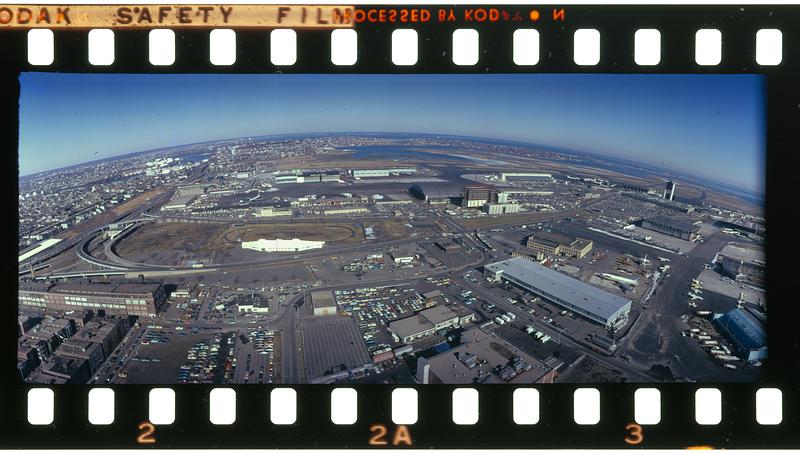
688;293;704;301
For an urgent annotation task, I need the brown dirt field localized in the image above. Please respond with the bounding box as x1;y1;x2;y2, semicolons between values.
221;223;364;245
116;221;366;258
58;188;169;240
115;222;224;257
370;220;412;240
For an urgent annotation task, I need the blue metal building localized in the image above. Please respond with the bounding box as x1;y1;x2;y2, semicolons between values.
712;308;767;362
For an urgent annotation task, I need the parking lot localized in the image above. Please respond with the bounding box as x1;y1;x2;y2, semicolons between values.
301;315;372;380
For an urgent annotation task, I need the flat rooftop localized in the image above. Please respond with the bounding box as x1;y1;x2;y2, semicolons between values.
20;280;163;297
310;290;337;309
643;215;701;233
528;231;590;249
389;314;432;340
425;328;549;384
485;257;631;321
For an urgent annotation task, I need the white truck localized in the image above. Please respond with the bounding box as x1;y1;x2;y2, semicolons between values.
524;325;535;334
494;316;506;325
506;312;516;321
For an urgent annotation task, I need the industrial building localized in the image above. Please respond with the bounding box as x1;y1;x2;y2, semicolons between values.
237;294;270;314
161;194;197;211
484;258;632;329
461;185;498;208
18;281;166;316
512;247;544;262
310;290;337;316
641;216;701;241
255;207;292;218
352;168;417;178
526;231;593;258
712;308;767;362
274;171;341;184
242;238;325;252
416;328;555;384
483;202;521;215
323;207;368;216
716;245;766;288
499;172;552;182
388;305;469;344
409;183;460;204
435;241;461;253
176;184;206;197
663;181;676;201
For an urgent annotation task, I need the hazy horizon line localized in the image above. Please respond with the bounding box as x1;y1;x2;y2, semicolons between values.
18;131;765;199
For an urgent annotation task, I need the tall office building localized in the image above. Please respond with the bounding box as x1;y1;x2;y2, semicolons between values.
663;181;676;201
461;185;497;208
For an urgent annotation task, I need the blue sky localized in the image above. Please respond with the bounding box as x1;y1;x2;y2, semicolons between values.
19;73;765;193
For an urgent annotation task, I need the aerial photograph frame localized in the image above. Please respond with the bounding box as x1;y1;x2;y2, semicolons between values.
1;4;799;450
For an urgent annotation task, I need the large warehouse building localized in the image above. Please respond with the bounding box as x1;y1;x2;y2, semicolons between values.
641;216;701;241
409;183;460;205
484;258;631;330
712;308;767;362
18;281;167;317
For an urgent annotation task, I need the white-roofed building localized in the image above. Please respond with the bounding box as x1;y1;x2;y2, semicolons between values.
484;257;631;330
242;238;324;252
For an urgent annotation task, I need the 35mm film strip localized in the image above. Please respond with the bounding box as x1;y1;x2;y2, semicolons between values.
3;3;799;450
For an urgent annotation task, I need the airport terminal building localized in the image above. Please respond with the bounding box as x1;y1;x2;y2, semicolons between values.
484;258;632;330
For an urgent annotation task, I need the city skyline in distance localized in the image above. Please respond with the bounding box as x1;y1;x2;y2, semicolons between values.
19;73;766;193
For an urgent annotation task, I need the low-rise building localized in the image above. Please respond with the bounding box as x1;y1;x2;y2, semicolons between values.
242;238;325;252
526;231;593;258
255;207;292;217
388;305;469;343
310;291;337;316
417;328;557;384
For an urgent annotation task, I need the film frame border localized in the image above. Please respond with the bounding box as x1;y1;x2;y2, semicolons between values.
2;4;799;449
